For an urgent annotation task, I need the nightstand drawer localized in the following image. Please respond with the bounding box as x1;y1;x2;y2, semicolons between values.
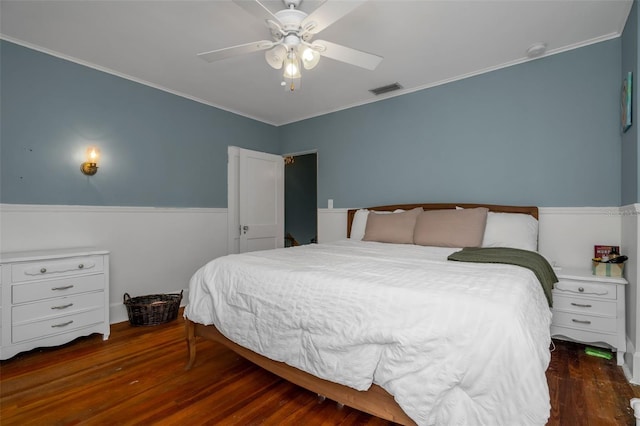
11;256;104;283
552;294;616;317
12;292;105;324
12;308;105;343
552;310;616;333
12;274;105;304
554;280;616;300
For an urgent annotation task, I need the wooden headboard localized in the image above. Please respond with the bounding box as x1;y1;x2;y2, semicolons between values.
346;203;538;238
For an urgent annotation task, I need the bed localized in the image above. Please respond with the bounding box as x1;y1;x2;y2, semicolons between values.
184;203;553;426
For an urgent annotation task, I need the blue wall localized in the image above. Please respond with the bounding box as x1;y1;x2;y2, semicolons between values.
1;34;631;209
0;40;279;207
622;0;639;205
280;39;623;208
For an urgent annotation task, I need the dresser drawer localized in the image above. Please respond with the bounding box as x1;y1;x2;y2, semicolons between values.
12;308;105;343
552;310;616;333
554;280;616;300
11;256;104;283
12;292;105;324
552;294;617;317
12;274;105;304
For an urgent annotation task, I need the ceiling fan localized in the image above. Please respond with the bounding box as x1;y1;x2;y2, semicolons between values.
197;0;383;91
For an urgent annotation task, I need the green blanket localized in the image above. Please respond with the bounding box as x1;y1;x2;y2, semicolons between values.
447;247;556;307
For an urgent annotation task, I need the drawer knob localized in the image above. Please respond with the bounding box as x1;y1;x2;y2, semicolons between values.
572;319;591;325
40;268;47;274
78;264;84;269
578;287;584;292
571;302;592;308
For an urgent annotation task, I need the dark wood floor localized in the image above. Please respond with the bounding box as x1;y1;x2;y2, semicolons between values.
1;312;638;425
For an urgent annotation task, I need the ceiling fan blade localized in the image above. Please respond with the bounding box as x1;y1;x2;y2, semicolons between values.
313;40;382;71
197;40;274;63
233;0;280;24
301;0;367;35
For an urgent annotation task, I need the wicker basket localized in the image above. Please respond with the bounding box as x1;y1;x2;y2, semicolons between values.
123;290;183;326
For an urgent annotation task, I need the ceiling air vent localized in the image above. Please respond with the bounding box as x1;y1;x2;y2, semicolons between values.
369;82;403;96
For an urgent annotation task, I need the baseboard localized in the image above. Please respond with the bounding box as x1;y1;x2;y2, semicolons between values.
625;336;640;384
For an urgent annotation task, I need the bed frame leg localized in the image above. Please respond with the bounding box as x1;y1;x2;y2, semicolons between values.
185;318;197;371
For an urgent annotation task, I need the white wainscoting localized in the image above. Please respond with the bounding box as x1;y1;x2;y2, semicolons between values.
317;208;349;243
537;207;622;269
0;204;228;324
621;204;640;383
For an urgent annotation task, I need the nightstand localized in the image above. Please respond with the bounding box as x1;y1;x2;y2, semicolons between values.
551;268;627;365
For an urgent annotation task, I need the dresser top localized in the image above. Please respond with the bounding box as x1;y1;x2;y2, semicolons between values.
557;267;628;285
0;247;109;263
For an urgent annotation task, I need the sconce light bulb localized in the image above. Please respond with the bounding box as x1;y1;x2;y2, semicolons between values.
81;146;100;176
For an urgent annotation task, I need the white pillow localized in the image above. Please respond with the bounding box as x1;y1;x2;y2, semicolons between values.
349;209;405;240
482;212;539;251
350;209;370;240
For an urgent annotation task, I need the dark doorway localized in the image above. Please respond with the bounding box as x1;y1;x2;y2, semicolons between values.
284;152;317;246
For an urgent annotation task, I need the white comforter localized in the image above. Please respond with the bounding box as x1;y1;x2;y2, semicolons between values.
185;240;552;426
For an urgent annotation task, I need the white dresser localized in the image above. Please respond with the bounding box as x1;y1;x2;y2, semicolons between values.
0;248;110;360
551;268;627;365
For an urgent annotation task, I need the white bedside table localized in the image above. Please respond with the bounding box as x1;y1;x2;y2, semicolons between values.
551;268;627;365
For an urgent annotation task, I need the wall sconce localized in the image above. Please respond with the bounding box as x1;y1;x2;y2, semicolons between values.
81;146;100;176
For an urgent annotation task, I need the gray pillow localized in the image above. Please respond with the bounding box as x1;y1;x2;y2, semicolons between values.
414;207;489;247
363;207;422;244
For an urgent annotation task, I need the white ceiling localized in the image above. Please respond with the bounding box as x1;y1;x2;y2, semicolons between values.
0;0;633;126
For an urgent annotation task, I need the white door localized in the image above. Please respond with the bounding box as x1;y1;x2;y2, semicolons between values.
228;147;284;254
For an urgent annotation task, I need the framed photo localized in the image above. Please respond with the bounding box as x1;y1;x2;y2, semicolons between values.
622;72;632;133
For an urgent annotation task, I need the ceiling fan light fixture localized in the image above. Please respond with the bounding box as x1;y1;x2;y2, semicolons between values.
301;47;320;70
283;62;301;78
199;0;383;93
266;45;287;69
283;52;301;79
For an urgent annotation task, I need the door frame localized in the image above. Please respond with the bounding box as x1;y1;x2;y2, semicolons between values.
282;149;319;246
228;146;240;254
